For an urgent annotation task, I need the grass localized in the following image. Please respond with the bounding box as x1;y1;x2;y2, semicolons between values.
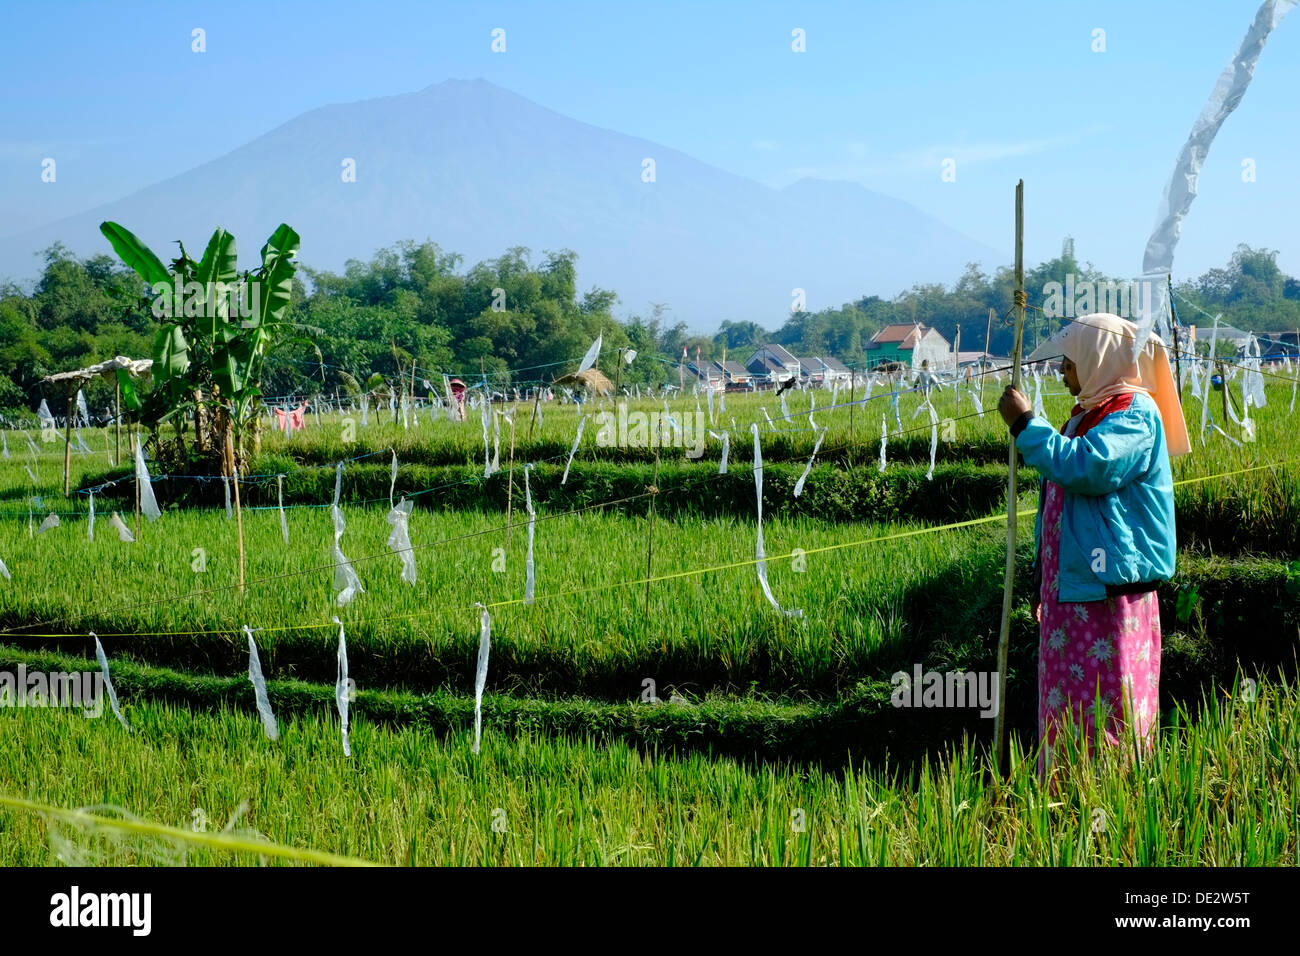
1;373;1297;865
0;673;1294;866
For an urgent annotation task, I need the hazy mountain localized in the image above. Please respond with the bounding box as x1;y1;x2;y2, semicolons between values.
0;79;1004;328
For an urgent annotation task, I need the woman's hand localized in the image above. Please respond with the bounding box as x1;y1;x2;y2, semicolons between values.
998;386;1032;428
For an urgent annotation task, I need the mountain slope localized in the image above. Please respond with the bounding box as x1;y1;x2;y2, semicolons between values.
0;79;1005;327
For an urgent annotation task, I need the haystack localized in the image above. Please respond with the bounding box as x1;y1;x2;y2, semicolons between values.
554;368;614;396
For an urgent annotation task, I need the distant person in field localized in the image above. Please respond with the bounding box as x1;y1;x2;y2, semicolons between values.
449;378;467;421
997;313;1191;779
913;359;942;398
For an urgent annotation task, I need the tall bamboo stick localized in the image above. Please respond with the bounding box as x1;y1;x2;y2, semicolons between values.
994;180;1027;776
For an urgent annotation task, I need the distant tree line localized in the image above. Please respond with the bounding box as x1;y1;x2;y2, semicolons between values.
2;237;1296;416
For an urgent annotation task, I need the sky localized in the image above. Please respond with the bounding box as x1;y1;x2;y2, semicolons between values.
2;0;1298;289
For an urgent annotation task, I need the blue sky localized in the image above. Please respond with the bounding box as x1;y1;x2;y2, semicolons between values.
2;0;1297;286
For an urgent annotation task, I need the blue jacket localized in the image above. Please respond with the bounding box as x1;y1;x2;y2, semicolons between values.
1014;391;1176;603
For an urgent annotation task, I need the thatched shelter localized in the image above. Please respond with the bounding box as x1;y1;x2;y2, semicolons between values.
554;368;614;396
42;355;153;490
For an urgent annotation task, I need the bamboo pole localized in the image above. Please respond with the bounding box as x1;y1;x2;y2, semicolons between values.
645;448;660;619
62;385;73;495
983;308;995;408
114;381;121;467
993;180;1027;776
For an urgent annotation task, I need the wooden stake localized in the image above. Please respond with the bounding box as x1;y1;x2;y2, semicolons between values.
114;380;121;467
993;180;1027;777
528;382;542;440
645;450;660;619
62;385;73;496
983;307;995;408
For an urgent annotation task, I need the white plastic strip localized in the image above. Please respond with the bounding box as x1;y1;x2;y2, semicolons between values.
926;401;939;481
808;393;818;431
878;415;888;473
706;386;715;426
87;491;95;541
561;415;587;485
331;502;364;607
222;476;232;519
793;428;826;498
0;555;9;580
472;603;492;754
709;430;730;474
109;512;134;543
93;634;130;732
244;626;279;741
389;451;398;508
524;464;536;605
491;411;501;473
277;475;289;544
750;425;802;618
385;497;417;585
134;443;161;521
577;334;602;374
35;514;59;535
1;430;7;459
1143;0;1295;281
481;393;492;476
333;616;351;758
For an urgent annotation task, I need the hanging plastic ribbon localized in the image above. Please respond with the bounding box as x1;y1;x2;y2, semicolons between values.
793;428;826;498
333;616;351;758
491;410;501;473
385;497;416;585
108;512;134;543
243;626;279;741
926;401;939;481
389;451;398;508
471;603;492;754
750;425;802;618
277;475;289;544
87;491;95;541
561;415;587;485
709;430;730;474
706;386;715;426
331;463;364;607
35;514;59;535
878;415;888;473
222;475;233;520
92;634;130;732
134;442;161;522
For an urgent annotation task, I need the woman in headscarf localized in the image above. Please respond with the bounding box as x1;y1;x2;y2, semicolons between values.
997;313;1191;778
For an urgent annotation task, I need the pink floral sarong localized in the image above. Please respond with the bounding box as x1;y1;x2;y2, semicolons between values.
1037;480;1161;775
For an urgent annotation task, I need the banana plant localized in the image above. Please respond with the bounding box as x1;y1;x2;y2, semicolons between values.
100;220;315;473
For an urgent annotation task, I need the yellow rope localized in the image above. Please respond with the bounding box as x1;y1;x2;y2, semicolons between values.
6;458;1293;640
0;793;382;866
